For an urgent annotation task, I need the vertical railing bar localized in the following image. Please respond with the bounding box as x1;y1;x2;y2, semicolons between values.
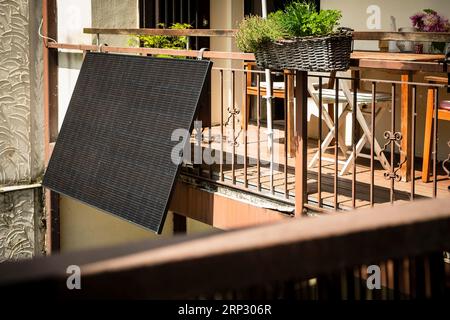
208;121;213;179
164;0;168;27
334;78;339;210
244;69;248;189
155;0;160;26
187;0;191;25
390;83;396;204
318;76;323;207
196;121;202;178
257;73;261;192
172;0;175;23
410;85;417;200
433;87;439;198
172;0;177;23
220;69;224;182
194;0;199;49
180;0;183;23
284;73;288;199
232;70;236;185
269;73;274;195
371;82;376;207
352;75;358;209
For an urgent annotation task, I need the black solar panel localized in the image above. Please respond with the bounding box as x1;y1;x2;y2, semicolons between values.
43;52;212;233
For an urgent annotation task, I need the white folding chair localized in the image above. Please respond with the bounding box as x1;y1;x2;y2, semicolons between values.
339;80;391;176
308;75;392;176
307;80;350;169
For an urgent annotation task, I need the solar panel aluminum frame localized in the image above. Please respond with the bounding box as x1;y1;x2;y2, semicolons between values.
43;52;212;233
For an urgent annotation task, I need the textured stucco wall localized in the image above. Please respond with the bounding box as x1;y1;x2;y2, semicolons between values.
0;0;45;262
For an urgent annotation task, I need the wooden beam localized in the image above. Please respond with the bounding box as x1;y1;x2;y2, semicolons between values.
43;0;58;158
351;59;445;73
295;71;308;216
83;29;450;43
43;0;60;254
84;28;237;37
353;31;450;42
46;42;256;61
400;72;413;182
47;43;447;73
0;198;449;299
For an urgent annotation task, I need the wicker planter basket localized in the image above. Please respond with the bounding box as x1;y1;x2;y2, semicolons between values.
255;28;353;72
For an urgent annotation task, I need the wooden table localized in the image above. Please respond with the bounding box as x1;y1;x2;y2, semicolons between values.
350;51;446;182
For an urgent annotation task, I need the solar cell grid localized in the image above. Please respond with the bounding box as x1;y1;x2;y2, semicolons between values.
43;52;212;233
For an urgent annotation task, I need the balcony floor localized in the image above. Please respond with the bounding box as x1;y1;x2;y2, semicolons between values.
190;123;449;210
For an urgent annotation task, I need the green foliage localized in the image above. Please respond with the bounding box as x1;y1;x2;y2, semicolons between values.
274;1;342;37
236;1;342;52
235;15;285;53
128;23;192;58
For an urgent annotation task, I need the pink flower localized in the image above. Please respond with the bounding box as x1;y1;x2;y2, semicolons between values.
410;9;450;32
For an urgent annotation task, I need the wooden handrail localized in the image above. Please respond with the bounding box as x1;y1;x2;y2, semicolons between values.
1;198;449;298
85;28;237;37
84;28;450;42
47;42;255;61
47;42;448;72
353;31;450;42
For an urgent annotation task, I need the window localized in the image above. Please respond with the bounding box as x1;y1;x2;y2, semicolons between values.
245;0;321;16
139;0;210;50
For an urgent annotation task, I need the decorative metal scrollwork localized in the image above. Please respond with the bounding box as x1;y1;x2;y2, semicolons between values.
443;140;450;178
382;131;407;182
224;106;241;147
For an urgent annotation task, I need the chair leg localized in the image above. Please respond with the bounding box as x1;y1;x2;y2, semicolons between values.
308;104;349;168
422;88;435;183
339;105;390;176
308;127;335;168
241;93;250;131
336;107;349;156
340;133;368;176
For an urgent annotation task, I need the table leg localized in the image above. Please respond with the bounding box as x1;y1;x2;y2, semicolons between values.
401;72;413;182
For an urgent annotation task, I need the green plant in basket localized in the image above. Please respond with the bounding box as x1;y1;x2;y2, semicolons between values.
236;1;342;52
275;1;342;37
236;0;350;72
129;23;192;58
235;15;285;53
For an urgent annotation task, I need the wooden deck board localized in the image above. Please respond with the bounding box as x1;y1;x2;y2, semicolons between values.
189;124;449;210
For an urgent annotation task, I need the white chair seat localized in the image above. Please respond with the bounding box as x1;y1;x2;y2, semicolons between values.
311;89;391;105
260;81;285;91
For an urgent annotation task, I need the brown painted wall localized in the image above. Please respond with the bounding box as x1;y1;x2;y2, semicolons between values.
170;181;290;230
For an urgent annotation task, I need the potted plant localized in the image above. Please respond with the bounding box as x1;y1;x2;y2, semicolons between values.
236;1;353;72
410;9;450;53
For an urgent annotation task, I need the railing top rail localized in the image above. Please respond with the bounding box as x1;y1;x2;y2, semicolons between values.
47;42;255;61
353;31;450;42
47;42;447;74
84;28;450;42
85;28;237;37
307;73;449;88
1;199;450;298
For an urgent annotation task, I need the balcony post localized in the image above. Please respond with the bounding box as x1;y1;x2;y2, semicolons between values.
295;71;308;216
43;0;60;253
